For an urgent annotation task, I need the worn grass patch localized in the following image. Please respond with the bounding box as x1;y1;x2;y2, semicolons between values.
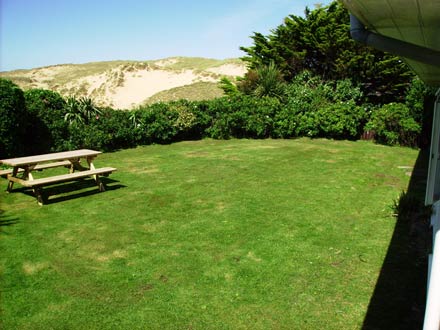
0;139;418;329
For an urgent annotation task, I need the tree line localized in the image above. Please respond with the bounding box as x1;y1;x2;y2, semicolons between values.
0;1;435;158
238;1;415;105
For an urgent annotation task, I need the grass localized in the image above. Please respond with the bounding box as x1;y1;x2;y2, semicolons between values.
0;57;244;87
157;57;244;71
0;61;135;89
145;82;225;104
0;138;419;329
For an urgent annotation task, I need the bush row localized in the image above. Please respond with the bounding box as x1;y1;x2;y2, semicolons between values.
0;76;430;158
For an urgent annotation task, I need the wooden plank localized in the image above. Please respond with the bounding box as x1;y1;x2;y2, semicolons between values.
0;160;73;177
0;149;101;167
0;169;12;177
6;175;29;186
35;160;73;170
21;167;117;187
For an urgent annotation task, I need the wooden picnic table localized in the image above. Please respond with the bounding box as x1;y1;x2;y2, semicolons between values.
0;149;116;205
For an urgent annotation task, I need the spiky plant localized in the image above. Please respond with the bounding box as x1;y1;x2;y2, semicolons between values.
253;61;286;99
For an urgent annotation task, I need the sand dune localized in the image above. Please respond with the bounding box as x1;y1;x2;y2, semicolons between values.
112;69;215;109
1;57;247;109
207;63;247;76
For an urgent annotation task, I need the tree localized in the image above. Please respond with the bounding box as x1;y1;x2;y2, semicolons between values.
64;96;101;126
24;89;68;154
252;61;286;99
64;97;84;125
218;77;240;97
231;62;286;99
240;1;414;104
0;79;27;158
77;97;101;125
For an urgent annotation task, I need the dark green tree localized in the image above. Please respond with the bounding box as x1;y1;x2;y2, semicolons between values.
24;89;69;154
240;1;414;104
0;79;27;158
218;77;240;97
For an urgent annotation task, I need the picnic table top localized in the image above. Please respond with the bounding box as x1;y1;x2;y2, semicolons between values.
0;149;101;167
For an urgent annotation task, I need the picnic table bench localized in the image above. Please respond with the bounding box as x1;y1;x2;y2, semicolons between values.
0;149;116;205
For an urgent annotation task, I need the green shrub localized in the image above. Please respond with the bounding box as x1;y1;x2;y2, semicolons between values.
315;101;367;139
24;89;69;154
170;100;210;141
273;75;366;139
133;103;178;144
188;100;213;139
0;71;423;155
405;78;430;124
274;74;330;138
274;74;366;139
67;124;107;151
205;95;279;139
229;96;278;138
0;79;27;158
366;103;421;146
405;78;436;147
204;97;234;139
68;109;135;151
272;106;298;138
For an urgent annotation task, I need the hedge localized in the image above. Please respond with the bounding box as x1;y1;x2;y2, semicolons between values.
0;77;429;158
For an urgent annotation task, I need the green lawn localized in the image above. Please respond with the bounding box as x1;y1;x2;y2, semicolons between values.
0;139;419;329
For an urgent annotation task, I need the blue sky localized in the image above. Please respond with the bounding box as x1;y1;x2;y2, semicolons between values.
1;0;331;71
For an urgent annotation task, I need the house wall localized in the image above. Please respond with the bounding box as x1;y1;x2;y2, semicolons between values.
424;89;440;330
426;90;440;205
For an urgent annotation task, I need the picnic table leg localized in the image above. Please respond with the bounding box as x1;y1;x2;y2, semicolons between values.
33;187;44;206
69;161;75;173
23;165;35;181
86;156;96;170
85;156;105;191
69;158;86;172
86;156;100;186
7;180;14;192
6;167;18;192
86;156;106;191
95;175;106;192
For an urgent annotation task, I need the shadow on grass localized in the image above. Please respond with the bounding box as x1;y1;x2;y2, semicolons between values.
0;209;19;230
362;149;430;330
18;177;126;205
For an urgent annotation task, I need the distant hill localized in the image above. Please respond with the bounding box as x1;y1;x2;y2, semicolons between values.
0;57;247;109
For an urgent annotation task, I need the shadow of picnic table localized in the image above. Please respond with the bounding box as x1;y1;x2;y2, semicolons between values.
19;177;126;205
0;209;19;230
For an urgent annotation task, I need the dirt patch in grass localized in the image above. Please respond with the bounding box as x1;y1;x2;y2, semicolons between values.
138;167;160;174
184;151;212;158
22;261;49;275
141;220;167;233
247;145;280;150
216;202;226;212
246;251;262;262
373;173;401;187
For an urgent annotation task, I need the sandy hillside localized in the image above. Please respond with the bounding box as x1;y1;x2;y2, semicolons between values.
1;57;247;109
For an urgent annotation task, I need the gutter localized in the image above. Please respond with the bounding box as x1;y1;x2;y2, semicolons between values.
349;14;440;67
